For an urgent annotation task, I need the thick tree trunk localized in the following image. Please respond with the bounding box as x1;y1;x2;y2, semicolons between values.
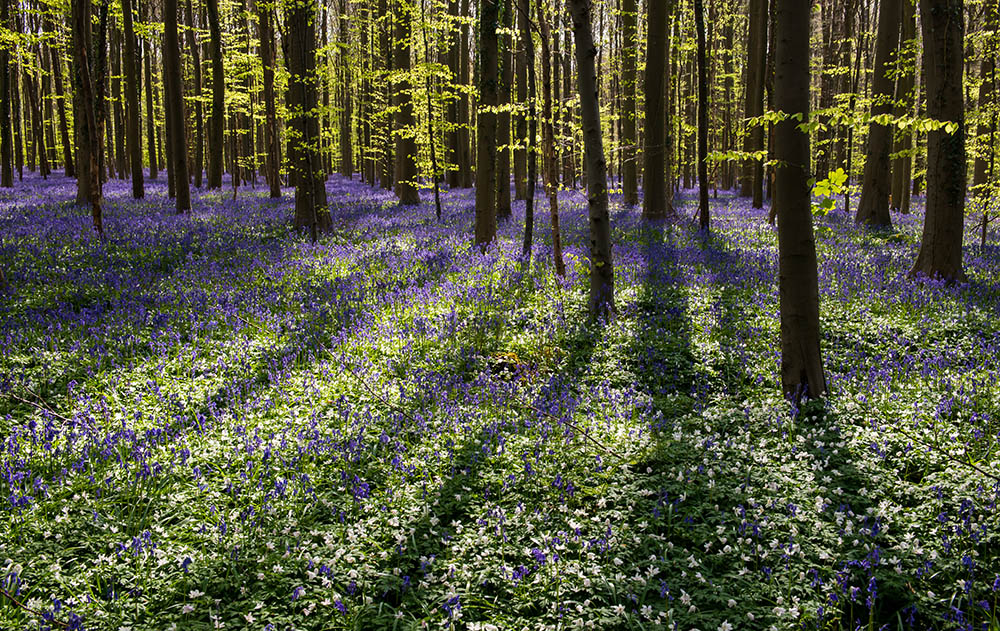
912;0;967;282
207;0;224;188
695;0;709;230
285;0;330;237
743;0;766;207
855;0;901;228
774;0;826;401
259;0;281;197
122;0;144;196
642;0;672;219
72;0;104;234
620;0;638;206
393;0;420;205
164;0;190;212
568;0;614;320
475;0;499;246
891;0;916;214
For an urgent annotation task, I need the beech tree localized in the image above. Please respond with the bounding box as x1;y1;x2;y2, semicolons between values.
475;0;499;246
774;0;826;401
122;0;143;197
163;0;190;212
642;0;672;220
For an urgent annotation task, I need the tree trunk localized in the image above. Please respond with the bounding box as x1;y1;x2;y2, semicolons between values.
642;0;672;219
695;0;709;230
259;0;281;197
855;0;901;228
184;0;204;188
973;0;999;197
514;5;528;202
144;13;158;179
912;0;967;282
72;0;104;233
774;0;826;401
457;0;473;187
539;2;565;275
164;0;190;211
112;26;125;178
743;0;766;207
495;0;513;220
207;0;224;188
620;0;638;206
122;0;144;196
339;0;354;178
568;0;614;320
475;0;499;246
46;17;74;178
392;0;420;205
0;0;12;188
518;0;536;253
285;0;331;237
891;0;916;214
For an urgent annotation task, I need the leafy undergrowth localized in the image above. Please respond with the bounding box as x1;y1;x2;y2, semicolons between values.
1;174;999;631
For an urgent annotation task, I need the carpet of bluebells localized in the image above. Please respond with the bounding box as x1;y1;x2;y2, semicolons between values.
1;172;999;631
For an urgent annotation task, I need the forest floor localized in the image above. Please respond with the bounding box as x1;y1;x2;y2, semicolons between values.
1;173;999;631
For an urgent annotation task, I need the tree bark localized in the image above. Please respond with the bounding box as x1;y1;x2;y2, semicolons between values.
774;0;826;401
642;0;672;219
891;0;916;214
855;0;901;228
0;0;12;188
164;0;190;211
539;2;565;275
568;0;614;320
475;0;499;246
339;0;354;178
912;0;967;282
144;10;158;179
122;0;144;196
259;0;282;197
513;4;528;201
285;0;331;237
207;0;224;188
620;0;638;206
518;0;536;253
695;0;709;230
743;0;766;207
184;0;204;188
392;0;420;205
972;0;999;197
46;17;74;178
457;0;473;187
495;0;513;220
72;0;104;234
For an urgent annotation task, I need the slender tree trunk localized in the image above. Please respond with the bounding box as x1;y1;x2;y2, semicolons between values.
518;0;536;253
339;0;354;178
122;0;144;196
475;0;499;245
642;0;672;219
458;0;473;187
743;0;767;207
144;16;158;179
112;26;125;178
539;2;565;275
446;0;462;188
620;0;638;206
855;0;901;228
774;0;826;401
912;0;967;282
259;0;281;197
164;0;190;211
184;0;204;188
891;0;916;214
207;0;224;188
0;0;12;188
419;0;442;219
695;0;709;230
495;0;513;220
46;18;74;178
392;0;420;205
568;0;614;320
514;4;527;201
973;0;999;197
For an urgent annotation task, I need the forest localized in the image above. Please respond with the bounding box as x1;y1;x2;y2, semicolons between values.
1;0;1000;628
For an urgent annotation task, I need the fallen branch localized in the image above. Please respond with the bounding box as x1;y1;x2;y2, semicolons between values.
893;422;1000;483
517;398;627;462
0;587;69;628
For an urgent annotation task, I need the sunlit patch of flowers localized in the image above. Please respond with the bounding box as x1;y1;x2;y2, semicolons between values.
0;173;998;630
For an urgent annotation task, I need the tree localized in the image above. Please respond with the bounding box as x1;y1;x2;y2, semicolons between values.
774;0;826;401
164;0;190;212
184;0;204;189
0;0;12;188
122;0;144;197
568;0;614;320
259;0;282;198
642;0;672;220
539;0;565;275
518;0;537;254
72;0;104;233
393;0;420;205
695;0;709;230
620;0;638;206
912;0;966;282
855;0;902;228
207;0;224;188
475;0;499;246
286;0;331;237
891;0;917;215
972;0;999;199
495;0;512;220
742;0;766;207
